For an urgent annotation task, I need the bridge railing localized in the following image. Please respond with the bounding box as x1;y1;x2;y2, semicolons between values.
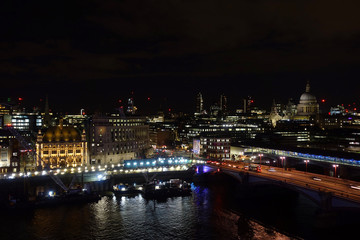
246;146;360;167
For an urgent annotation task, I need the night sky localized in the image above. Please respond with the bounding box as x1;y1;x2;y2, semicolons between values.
1;0;360;114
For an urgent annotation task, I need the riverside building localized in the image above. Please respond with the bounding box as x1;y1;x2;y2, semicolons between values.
89;114;149;165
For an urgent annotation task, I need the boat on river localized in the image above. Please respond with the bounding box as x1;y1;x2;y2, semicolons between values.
112;183;142;197
143;179;192;200
34;189;101;207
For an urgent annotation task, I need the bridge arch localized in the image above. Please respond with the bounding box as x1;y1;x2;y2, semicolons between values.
221;170;360;211
225;171;322;207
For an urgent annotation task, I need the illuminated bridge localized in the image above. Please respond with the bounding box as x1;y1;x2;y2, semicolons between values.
236;145;360;167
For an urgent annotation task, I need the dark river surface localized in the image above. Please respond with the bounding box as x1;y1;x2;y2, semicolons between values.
2;174;360;240
0;184;295;240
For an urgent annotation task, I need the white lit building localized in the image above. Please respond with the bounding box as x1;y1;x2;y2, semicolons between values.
200;135;231;160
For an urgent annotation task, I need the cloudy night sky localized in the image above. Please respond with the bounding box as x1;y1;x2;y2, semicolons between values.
1;0;360;114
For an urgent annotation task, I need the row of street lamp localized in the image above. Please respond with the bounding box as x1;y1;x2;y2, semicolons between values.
257;154;339;177
304;159;339;176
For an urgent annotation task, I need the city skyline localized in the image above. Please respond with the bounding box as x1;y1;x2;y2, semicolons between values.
0;80;357;115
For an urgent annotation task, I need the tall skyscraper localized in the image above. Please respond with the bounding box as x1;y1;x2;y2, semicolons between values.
243;96;253;114
220;94;227;112
43;95;51;128
127;98;137;115
196;92;204;114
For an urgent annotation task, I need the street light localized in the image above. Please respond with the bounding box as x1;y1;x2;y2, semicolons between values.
258;154;263;166
333;164;339;177
280;156;286;171
304;160;309;173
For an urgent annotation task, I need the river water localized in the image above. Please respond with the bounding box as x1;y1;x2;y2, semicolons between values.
0;184;294;240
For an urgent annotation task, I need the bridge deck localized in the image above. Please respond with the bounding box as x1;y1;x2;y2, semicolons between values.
212;162;360;205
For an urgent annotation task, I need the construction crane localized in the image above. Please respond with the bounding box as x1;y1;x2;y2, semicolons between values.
5;125;69;192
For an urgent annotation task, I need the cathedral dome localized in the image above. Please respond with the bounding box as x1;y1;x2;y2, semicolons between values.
296;81;319;117
43;125;81;142
300;92;317;103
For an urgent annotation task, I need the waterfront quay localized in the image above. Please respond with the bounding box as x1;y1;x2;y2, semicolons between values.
0;157;204;204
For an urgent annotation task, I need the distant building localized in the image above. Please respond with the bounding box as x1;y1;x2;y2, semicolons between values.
148;119;177;149
0;103;12;129
36;121;88;168
10;113;42;132
243;96;254;114
89;114;149;165
0;129;20;173
220;94;227;114
195;92;204;115
179;118;266;145
210;103;221;117
269;99;283;127
63;114;88;130
0;104;11;116
285;98;297;118
127;98;137;115
200;134;230;160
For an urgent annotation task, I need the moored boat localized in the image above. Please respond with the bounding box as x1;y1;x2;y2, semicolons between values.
112;183;142;197
142;179;192;200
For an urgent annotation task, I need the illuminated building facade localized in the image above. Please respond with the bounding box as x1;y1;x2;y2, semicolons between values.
89;115;149;165
200;135;231;160
10;114;42;131
0;104;12;129
0;129;20;173
179;119;266;145
148;118;178;149
63;114;88;130
36;123;88;168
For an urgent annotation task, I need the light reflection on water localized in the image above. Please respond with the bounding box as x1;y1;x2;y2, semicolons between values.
0;185;292;240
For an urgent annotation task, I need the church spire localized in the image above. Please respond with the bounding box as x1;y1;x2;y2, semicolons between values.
44;94;51;128
305;81;310;93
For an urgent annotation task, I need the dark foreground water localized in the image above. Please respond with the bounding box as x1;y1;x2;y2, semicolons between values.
0;184;293;240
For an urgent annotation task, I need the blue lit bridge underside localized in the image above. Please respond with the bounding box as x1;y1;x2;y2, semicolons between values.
246;147;360;167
